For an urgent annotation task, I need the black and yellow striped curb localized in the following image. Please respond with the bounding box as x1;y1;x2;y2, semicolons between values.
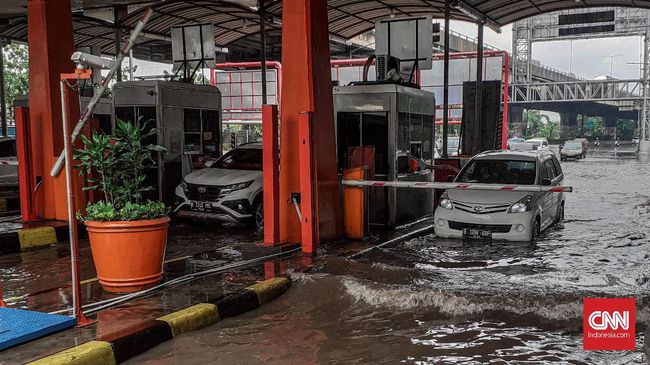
26;276;291;365
0;225;70;255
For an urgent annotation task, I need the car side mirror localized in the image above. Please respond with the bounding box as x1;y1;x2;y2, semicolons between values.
541;178;552;186
447;174;456;182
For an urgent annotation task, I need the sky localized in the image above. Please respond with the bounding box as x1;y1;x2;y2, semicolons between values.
450;20;644;80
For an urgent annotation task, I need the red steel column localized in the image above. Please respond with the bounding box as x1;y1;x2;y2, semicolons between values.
280;0;340;244
298;112;316;252
262;105;280;245
27;0;83;221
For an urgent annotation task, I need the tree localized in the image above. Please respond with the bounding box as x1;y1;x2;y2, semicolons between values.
523;110;550;137
539;120;560;139
2;43;29;123
616;119;636;140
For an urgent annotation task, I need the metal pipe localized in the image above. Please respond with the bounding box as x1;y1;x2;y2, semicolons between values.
474;22;484;155
129;49;134;81
259;1;268;104
51;7;154;177
442;0;450;158
60;80;81;320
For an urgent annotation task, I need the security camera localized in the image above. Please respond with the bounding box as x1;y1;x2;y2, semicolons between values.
71;51;115;70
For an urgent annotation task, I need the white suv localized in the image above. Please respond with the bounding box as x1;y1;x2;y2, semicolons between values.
173;143;264;230
434;150;565;241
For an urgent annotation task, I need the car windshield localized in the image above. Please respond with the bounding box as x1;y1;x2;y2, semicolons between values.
212;148;262;170
457;159;537;184
565;142;582;149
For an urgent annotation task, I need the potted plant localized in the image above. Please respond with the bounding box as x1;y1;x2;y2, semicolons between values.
75;120;168;293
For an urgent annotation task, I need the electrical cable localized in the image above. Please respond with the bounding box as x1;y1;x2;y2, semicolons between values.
49;246;301;316
347;224;435;259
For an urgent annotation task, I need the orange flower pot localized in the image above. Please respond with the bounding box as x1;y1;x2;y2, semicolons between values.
85;217;170;293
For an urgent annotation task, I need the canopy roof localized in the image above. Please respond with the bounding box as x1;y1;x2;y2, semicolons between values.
0;0;646;62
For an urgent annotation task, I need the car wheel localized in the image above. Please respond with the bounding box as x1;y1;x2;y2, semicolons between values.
250;199;264;231
531;217;541;241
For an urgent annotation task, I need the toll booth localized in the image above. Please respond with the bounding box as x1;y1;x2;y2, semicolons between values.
334;83;436;227
112;81;222;205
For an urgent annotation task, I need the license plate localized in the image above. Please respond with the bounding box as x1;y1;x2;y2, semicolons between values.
462;228;492;239
190;201;211;211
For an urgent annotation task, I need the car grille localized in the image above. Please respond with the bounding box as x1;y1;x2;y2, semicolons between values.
448;221;512;233
185;183;226;202
453;201;510;214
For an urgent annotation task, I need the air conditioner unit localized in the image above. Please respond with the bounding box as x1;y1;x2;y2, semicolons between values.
375;54;401;81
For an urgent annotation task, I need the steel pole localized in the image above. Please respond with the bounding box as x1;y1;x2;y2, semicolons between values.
0;40;6;137
474;22;484;154
259;1;268;105
442;0;450;158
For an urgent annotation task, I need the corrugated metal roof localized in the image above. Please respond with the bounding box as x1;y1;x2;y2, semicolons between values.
1;0;647;61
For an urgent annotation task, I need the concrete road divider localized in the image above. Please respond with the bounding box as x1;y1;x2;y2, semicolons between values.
26;276;291;365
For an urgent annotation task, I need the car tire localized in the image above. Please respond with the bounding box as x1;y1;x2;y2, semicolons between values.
531;217;541;241
249;198;264;231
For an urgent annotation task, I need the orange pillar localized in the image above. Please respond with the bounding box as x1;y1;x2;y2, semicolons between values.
27;0;84;221
280;0;340;244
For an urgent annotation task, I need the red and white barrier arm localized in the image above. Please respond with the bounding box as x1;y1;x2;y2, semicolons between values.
342;180;573;193
0;160;18;166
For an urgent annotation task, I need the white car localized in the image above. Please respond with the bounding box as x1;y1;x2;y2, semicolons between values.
526;137;550;151
174;143;264;229
434;150;565;241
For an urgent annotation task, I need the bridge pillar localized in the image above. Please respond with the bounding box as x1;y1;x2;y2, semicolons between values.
559;112;577;140
508;105;525;137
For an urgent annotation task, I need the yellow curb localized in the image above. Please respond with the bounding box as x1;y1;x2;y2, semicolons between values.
246;277;291;306
157;303;220;337
0;198;6;211
26;340;116;365
18;226;58;249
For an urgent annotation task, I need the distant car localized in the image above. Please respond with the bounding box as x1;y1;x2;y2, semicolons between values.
507;137;526;149
572;138;589;155
526;137;550;151
447;136;460;156
434;150;565;242
633;137;640;144
174;143;264;230
560;140;584;160
510;141;538;152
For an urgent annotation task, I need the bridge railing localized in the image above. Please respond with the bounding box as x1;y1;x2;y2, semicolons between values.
510;79;645;103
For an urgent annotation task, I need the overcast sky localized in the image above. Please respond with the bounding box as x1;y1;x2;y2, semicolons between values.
450;20;643;80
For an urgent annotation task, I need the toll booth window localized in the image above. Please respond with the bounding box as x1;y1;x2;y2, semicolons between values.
422;115;434;162
202;110;220;157
184;109;202;154
137;107;157;145
397;113;409;152
336;112;361;171
115;106;136;124
361;112;389;175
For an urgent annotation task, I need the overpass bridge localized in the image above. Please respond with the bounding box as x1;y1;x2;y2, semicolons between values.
509;7;650;144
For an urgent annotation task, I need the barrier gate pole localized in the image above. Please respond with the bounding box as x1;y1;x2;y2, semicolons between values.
60;80;94;327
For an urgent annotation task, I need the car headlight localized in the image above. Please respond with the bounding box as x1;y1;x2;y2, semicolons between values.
221;180;254;193
439;191;453;210
508;195;532;214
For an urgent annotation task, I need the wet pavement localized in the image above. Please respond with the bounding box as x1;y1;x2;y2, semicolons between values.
128;148;649;364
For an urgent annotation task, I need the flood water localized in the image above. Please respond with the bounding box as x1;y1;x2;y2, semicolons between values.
127;151;648;364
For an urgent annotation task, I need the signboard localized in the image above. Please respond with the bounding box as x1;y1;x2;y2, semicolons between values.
375;16;433;73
